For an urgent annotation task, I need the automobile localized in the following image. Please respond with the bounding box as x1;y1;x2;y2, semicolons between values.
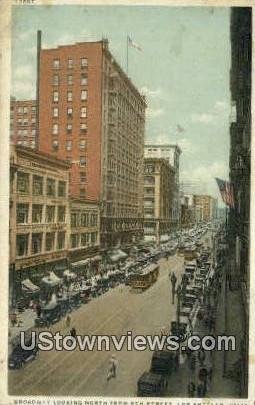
137;371;168;397
35;302;62;327
150;350;175;375
9;331;39;369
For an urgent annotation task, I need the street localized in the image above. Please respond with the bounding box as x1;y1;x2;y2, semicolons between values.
9;254;184;396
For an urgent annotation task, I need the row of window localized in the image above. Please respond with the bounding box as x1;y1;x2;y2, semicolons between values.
16;204;66;224
17;140;36;149
53;58;88;70
17;129;36;137
15;117;36;125
16;230;98;257
52;73;87;86
17;172;67;197
52;119;87;135
14;106;36;115
16;231;66;257
70;212;98;228
52;139;86;152
70;232;98;249
53;90;87;103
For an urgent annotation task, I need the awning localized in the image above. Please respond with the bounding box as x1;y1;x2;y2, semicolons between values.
21;278;40;293
63;269;77;279
41;271;61;287
108;249;128;262
71;258;91;268
160;235;170;242
90;255;102;262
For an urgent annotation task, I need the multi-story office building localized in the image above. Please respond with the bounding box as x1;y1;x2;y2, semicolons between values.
38;38;146;247
68;198;101;275
10;98;37;149
228;7;251;396
9;145;70;302
193;194;217;222
144;144;181;228
143;158;175;244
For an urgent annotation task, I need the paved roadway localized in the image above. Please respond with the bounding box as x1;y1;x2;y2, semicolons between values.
9;254;185;397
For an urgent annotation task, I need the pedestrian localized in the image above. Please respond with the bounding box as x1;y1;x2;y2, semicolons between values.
197;382;206;398
189;352;196;372
70;327;77;338
107;355;118;381
170;272;177;304
36;303;42;318
187;381;196;397
66;314;71;328
198;347;206;367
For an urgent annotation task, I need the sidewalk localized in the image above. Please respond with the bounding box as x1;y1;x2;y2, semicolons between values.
8;308;37;352
166;270;240;398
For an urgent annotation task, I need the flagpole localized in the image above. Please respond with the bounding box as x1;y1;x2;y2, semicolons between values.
126;35;129;76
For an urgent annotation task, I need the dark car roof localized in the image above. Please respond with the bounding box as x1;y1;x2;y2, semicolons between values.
138;371;164;385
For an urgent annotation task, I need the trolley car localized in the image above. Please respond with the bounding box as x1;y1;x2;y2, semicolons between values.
130;263;159;290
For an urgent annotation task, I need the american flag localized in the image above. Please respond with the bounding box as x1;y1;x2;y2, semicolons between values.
215;177;235;208
128;36;142;51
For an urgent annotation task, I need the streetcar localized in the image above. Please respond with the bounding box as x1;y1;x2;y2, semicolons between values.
130;263;159;290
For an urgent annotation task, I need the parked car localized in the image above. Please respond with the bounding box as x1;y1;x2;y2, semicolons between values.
150;350;175;375
9;331;39;369
137;371;168;397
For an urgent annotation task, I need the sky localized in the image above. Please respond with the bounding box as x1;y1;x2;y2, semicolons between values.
11;5;231;204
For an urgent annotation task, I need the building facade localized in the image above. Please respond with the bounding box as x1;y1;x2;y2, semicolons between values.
144;144;181;228
38;39;146;247
228;7;251;396
144;158;175;244
10;98;37;149
68;198;101;276
9;145;70;302
193;194;217;222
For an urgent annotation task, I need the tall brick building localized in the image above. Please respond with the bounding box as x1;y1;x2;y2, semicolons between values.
10;98;37;149
38;39;146;247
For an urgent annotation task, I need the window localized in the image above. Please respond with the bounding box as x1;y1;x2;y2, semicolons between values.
17;172;29;194
46;178;56;197
80;156;86;166
46;205;55;223
81;107;87;118
67;123;72;134
52;123;58;135
91;232;98;245
53;75;59;85
80;123;87;133
18;118;22;124
31;141;36;149
67;75;73;85
67;91;72;102
53;107;59;117
80;233;88;247
53;91;59;102
80;188;85;198
17;140;23;146
52;140;59;151
81;90;87;101
53;59;60;69
66;140;72;151
23;129;28;136
31;129;36;136
16;234;29;257
81;57;88;68
58;181;66;197
32;233;42;254
67;107;73;117
31;117;36;124
45;232;55;252
32;204;43;223
31;106;36;113
71;234;79;249
91;214;98;227
33;175;43;195
57;232;65;250
16;204;29;224
71;213;79;227
68;58;73;69
81;213;89;227
79;139;86;150
23;107;28;114
18;107;23;114
81;74;87;85
23;118;28;126
80;171;86;183
58;206;66;222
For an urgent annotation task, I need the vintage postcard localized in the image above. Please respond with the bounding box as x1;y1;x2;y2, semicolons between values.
0;0;254;403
